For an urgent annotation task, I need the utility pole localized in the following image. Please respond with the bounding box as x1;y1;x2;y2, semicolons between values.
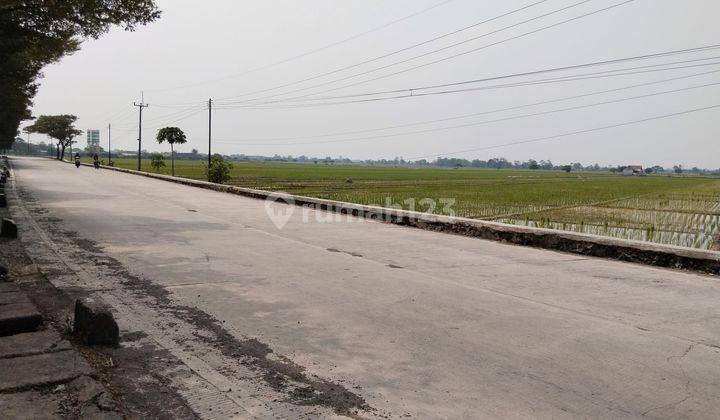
133;99;148;171
27;132;30;155
108;123;111;165
208;98;212;169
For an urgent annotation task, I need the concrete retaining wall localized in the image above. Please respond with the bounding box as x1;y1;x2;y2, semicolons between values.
73;160;720;275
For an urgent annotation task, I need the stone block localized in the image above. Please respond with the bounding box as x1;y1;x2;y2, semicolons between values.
0;330;72;359
74;298;119;346
0;291;30;306
1;218;18;238
0;302;42;336
0;350;92;392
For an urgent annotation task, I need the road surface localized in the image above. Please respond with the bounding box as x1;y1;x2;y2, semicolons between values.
9;157;720;419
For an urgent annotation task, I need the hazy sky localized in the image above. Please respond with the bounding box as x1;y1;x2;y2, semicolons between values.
26;0;720;168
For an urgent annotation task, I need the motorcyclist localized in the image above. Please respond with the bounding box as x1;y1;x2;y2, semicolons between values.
92;153;100;169
74;153;81;168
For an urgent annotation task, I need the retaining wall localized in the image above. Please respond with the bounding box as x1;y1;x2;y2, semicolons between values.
70;160;720;275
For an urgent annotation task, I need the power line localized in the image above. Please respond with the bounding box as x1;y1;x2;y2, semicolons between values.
213;0;557;102
141;0;457;93
150;101;208;109
213;80;720;147
266;0;639;103
409;103;720;160
214;60;720;110
211;68;720;143
217;0;635;105
114;106;205;131
220;46;720;107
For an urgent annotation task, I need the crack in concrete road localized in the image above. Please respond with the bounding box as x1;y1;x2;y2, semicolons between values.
641;344;695;417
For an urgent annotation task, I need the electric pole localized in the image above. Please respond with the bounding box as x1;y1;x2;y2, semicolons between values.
208;98;212;169
27;132;30;155
108;123;111;165
133;100;148;171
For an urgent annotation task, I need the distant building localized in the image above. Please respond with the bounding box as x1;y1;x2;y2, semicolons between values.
86;129;100;152
622;165;644;176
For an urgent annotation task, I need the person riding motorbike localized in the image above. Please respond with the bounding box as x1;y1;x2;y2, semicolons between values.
92;153;100;169
74;153;81;168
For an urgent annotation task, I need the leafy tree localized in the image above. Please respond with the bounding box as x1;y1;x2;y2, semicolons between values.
561;165;572;173
24;115;81;160
149;153;165;172
155;127;186;176
205;154;233;184
0;1;160;150
673;165;683;174
528;160;539;170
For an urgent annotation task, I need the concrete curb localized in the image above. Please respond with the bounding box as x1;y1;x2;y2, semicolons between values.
64;159;720;275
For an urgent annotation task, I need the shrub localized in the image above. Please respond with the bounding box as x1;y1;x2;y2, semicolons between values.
150;153;165;172
205;154;233;184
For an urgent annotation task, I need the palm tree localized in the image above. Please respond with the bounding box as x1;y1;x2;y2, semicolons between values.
156;127;187;176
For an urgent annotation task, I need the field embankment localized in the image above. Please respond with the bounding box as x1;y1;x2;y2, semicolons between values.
85;158;720;250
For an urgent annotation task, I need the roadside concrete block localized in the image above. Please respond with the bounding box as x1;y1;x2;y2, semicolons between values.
0;330;72;358
1;218;17;238
0;193;6;208
0;291;30;306
0;302;42;336
0;390;62;419
0;265;7;282
0;282;19;293
0;350;92;392
74;298;119;346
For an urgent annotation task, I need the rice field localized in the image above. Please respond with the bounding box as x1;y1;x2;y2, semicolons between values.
95;158;720;250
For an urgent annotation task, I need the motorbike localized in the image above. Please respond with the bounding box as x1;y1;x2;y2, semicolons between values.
93;160;100;169
75;158;81;168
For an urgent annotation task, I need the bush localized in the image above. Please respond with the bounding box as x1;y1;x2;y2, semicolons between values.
205;154;233;184
150;153;165;172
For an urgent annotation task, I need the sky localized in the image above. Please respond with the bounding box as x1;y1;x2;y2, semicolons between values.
25;0;720;168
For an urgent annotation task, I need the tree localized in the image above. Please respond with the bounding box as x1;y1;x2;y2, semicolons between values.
0;1;160;150
24;115;81;160
561;165;572;173
673;165;683;174
528;159;539;170
155;127;186;176
205;154;233;184
150;153;165;172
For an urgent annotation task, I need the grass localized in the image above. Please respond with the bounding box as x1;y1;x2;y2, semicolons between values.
91;158;720;249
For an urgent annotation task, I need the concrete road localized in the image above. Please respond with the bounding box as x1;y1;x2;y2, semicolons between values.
9;157;720;419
